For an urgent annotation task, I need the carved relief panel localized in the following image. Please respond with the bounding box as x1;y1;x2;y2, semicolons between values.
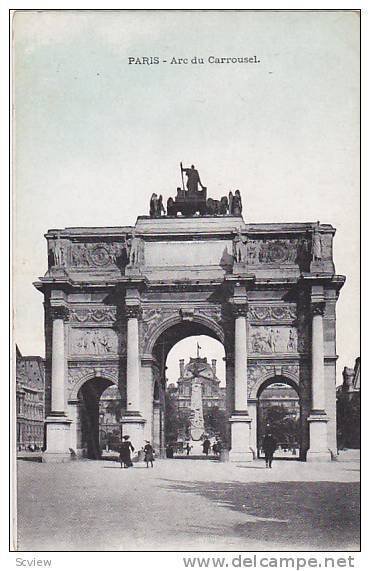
248;326;301;354
70;242;125;268
246;239;299;265
69;328;119;356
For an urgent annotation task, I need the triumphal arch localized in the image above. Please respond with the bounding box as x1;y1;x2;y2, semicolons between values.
34;168;345;462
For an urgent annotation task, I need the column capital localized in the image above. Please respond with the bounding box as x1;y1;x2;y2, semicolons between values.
50;305;70;321
232;303;249;318
125;305;142;319
311;301;325;317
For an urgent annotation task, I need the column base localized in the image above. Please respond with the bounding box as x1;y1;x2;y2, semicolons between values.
306;450;332;462
229;413;254;462
42;452;74;463
120;412;146;453
307;413;331;462
43;415;72;463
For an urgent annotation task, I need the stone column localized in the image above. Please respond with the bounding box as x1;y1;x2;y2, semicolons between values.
307;301;331;462
229;304;253;462
120;305;145;452
153;400;161;453
43;305;72;463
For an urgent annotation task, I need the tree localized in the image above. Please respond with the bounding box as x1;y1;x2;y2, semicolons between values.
164;392;191;443
337;392;360;449
259;404;300;448
203;406;227;441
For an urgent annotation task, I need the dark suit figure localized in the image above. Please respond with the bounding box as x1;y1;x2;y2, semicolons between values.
263;432;277;468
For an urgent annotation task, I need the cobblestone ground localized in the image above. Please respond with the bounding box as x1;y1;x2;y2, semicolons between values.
16;455;360;551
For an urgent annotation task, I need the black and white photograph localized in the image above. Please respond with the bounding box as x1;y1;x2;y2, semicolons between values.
9;6;361;561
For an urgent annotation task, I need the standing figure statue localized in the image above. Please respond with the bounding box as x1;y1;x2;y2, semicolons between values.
149;193;158;217
233;230;247;263
156;194;166;216
219;196;229;215
228;191;234;215
181;163;206;194
128;230;142;266
232;190;242;216
167;196;175;216
312;221;322;262
52;234;65;267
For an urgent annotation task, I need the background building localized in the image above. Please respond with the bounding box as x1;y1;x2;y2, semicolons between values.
337;358;360;449
16;346;45;450
168;356;226;412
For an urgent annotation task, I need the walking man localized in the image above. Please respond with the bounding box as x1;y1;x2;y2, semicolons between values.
263;431;277;468
202;437;211;457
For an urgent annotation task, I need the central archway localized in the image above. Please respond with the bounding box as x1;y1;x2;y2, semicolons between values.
149;318;228;458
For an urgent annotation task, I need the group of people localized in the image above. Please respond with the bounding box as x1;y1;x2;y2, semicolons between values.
117;431;277;468
118;435;155;469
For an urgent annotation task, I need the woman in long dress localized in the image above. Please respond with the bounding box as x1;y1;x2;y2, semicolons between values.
119;435;135;469
144;441;155;468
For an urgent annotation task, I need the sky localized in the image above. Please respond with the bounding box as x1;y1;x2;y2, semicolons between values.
13;10;359;385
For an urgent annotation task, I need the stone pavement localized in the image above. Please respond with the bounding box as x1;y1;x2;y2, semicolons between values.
17;456;360;552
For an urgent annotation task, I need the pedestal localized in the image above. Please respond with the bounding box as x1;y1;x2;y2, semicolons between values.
229;414;254;462
42;415;72;463
120;413;146;453
306;414;331;462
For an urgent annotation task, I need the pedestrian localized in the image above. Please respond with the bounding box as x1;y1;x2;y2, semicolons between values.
202;437;211;456
144;441;155;468
166;444;174;458
186;443;192;456
212;442;219;456
119;435;135;469
263;431;277;468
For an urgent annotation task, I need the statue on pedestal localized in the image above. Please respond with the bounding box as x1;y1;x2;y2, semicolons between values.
149;193;166;217
233;190;243;215
127;230;144;267
233;230;247;263
181;163;206;194
312;222;322;262
51;233;65;267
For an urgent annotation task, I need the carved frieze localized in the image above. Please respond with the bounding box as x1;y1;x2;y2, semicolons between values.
68;365;119;388
140;307;170;352
232;303;249;318
69;242;124;268
248;326;303;354
69;328;119;356
70;307;117;323
125;305;143;319
247;364;275;385
50;305;70;321
140;305;224;353
248;305;296;322
311;302;326;317
247;239;299;265
247;362;300;396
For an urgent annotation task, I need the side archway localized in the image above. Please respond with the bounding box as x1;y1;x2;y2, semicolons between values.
69;373;121;459
256;375;301;460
